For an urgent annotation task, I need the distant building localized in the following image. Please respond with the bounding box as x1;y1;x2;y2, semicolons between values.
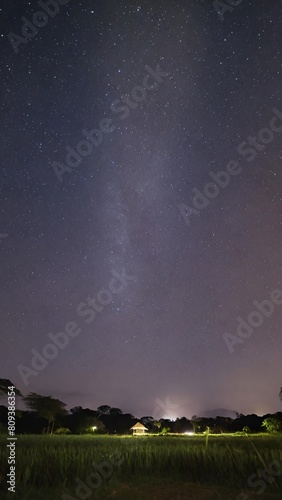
130;422;148;435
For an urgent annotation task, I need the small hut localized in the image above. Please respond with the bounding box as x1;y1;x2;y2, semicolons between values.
130;422;148;435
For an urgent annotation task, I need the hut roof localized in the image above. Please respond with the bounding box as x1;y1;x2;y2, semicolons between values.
130;421;148;430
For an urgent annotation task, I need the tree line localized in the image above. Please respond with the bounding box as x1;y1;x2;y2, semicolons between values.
0;378;282;435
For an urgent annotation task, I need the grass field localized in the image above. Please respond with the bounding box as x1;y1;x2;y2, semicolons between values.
0;434;282;499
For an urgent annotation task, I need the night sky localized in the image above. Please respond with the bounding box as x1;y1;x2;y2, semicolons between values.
1;0;282;419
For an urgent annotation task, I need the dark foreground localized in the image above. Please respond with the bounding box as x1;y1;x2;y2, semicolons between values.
1;434;282;499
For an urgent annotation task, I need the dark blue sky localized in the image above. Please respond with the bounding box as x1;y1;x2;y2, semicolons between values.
1;0;282;418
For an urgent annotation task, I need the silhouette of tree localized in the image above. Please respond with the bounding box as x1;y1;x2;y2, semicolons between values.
0;379;22;397
23;393;67;434
97;405;111;415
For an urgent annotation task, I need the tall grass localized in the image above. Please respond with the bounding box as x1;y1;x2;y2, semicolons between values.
0;434;281;499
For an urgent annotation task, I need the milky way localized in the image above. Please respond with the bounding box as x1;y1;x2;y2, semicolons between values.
1;0;282;418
